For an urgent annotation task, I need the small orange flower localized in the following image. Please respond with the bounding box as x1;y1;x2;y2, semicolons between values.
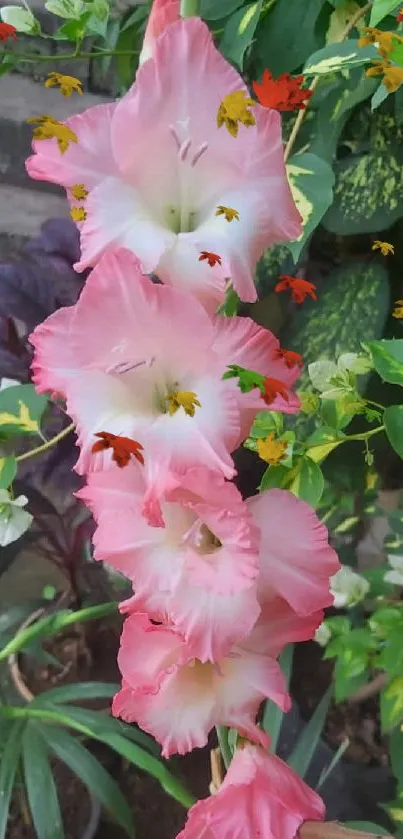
273;347;303;368
275;276;317;305
393;299;403;318
261;377;289;406
92;432;144;468
199;251;222;267
257;433;288;466
0;22;17;41
253;69;312;112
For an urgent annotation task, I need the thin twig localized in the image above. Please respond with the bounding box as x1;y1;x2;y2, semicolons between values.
348;671;388;703
16;422;75;463
284;1;372;162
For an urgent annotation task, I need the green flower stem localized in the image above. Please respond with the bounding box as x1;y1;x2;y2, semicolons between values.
342;424;385;444
180;0;200;17
16;421;75;463
216;725;232;770
4;48;140;63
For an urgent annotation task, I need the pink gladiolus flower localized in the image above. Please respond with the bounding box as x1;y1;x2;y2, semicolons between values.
112;611;290;757
139;0;180;64
176;743;325;839
30;250;299;496
26;18;301;310
78;466;261;661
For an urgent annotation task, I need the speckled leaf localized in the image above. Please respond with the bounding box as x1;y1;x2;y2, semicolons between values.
323;147;403;234
286;153;335;261
254;245;293;298
303;40;377;76
369;339;403;386
288;456;324;507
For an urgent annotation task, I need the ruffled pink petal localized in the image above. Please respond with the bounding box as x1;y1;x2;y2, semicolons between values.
248;489;340;615
26;102;118;190
245;597;324;658
29;305;75;397
177;745;325;839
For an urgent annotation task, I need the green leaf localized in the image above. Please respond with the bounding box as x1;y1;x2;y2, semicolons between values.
304;39;377;76
385;405;403;459
53;10;91;39
345;823;392;836
286;153;335;262
22;723;64;839
288;456;324;507
381;680;403;730
262;644;294;753
201;0;244;19
259;463;292;492
217;286;240;316
371;82;390;111
249;410;284;440
324;146;403;235
0;722;24;839
0;456;16;489
30;681;119;706
254;0;323;76
390;726;403;785
305;427;342;463
40;724;134;836
220;1;262;69
369;339;403;386
310;70;377;163
370;0;400;27
0;384;47;437
288;686;333;778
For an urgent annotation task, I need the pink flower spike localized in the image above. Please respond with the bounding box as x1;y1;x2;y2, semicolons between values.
248;489;340;615
112;612;290;757
78;465;261;662
30;250;298;494
176;743;325;839
26;18;301;311
139;0;181;64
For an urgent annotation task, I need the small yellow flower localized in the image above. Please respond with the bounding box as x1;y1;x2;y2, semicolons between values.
358;27;395;58
366;60;403;92
70;206;87;222
216;205;240;223
217;90;256;137
393;299;403;318
166;390;201;417
45;72;83;97
257;433;288;466
71;183;88;201
372;239;395;256
27;114;77;154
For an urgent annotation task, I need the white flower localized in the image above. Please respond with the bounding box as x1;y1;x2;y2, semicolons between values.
330;565;370;608
0;4;38;32
385;554;403;586
338;353;372;375
314;622;331;647
0;490;33;547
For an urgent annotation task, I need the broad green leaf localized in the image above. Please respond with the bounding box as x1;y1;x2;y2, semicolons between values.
254;0;323;76
0;456;16;489
288;456;324;507
305;427;342;463
310;70;377;163
249;410;284;439
371;82;390;111
40;725;134;836
259;463;292;492
220;1;262;68
0;4;38;32
45;0;84;16
288;686;333;778
0;384;47;437
201;0;244;19
369;339;403;386
217;287;240;316
385;405;403;459
286;153;335;262
0;721;25;839
53;11;91;40
304;40;377;76
370;0;401;26
324;147;403;235
22;723;64;839
30;681;118;706
262;644;294;753
390;37;403;67
326;1;362;43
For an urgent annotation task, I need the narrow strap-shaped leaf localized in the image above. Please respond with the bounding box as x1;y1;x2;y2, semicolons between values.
22;722;64;839
0;720;25;839
263;644;294;753
40;724;134;838
37;703;160;755
287;685;333;778
30;681;119;706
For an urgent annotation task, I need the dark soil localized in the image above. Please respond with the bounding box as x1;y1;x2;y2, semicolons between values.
292;641;389;767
